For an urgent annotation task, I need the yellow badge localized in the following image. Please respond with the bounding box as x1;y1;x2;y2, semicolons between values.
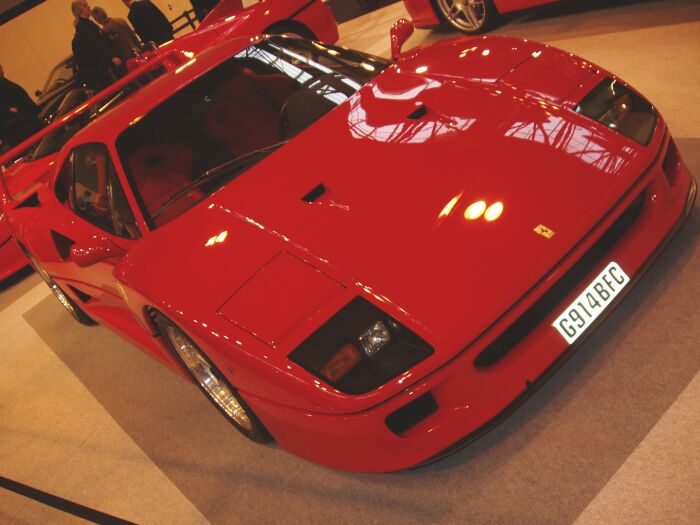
534;224;556;239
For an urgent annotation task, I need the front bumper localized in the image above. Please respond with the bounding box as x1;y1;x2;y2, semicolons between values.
243;134;696;472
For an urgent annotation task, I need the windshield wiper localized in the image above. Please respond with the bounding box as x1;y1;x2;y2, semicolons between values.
152;140;289;221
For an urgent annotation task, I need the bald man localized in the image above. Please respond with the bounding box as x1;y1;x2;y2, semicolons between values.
71;0;121;90
92;6;141;62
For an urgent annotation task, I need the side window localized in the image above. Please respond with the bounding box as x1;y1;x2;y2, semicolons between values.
70;143;141;240
55;156;71;202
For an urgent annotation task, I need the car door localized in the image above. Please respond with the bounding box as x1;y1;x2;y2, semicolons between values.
48;141;142;309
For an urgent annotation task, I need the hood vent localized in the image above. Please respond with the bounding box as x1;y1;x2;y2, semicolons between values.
15;193;40;209
407;104;428;120
302;183;326;203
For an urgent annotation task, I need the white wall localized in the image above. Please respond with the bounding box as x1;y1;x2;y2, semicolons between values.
0;0;193;100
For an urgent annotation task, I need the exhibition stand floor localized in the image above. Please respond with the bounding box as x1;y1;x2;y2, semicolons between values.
1;1;699;523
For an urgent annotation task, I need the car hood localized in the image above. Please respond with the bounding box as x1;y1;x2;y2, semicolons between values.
121;36;658;381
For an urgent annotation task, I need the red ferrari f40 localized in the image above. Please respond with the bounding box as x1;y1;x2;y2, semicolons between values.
1;21;694;471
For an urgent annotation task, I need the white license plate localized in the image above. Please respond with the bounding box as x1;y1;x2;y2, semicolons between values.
552;261;630;344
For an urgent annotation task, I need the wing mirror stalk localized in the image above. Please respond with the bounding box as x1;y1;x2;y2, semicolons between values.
390;18;415;61
70;235;126;267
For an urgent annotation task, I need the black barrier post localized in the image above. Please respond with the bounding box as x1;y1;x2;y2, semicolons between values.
0;475;137;525
171;8;199;35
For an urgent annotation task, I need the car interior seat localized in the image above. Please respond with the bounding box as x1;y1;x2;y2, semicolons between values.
126;142;203;225
203;67;296;157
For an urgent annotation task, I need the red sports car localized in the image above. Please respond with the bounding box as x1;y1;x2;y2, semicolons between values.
403;0;557;33
0;23;695;472
197;0;338;41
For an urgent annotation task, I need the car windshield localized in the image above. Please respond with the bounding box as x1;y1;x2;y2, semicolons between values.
115;36;390;228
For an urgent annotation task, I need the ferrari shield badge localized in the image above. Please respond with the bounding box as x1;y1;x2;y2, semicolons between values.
534;224;556;239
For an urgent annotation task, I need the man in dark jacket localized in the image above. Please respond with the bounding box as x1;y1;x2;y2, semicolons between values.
122;0;174;46
190;0;220;22
0;64;42;151
71;0;122;91
92;6;141;62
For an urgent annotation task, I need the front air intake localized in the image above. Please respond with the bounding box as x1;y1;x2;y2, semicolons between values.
407;104;428;120
385;392;438;435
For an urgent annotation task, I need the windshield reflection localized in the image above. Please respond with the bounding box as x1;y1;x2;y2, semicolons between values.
347;77;476;144
346;65;637;176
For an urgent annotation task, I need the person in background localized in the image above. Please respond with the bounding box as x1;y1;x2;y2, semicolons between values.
0;64;42;152
92;6;141;62
71;0;122;91
122;0;174;46
189;0;220;23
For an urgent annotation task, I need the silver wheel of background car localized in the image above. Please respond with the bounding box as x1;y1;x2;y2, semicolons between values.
435;0;498;33
155;314;272;443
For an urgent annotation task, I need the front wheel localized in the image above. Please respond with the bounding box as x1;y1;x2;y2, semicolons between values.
154;313;272;444
434;0;499;34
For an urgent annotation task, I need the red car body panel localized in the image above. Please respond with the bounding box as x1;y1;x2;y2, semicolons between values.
403;0;557;27
1;31;694;471
198;0;339;43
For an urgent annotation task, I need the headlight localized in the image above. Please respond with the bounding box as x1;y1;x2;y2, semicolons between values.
575;77;657;145
288;297;434;395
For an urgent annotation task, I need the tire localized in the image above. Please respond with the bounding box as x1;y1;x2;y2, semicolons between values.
434;0;500;34
153;313;272;444
264;21;317;40
22;247;96;326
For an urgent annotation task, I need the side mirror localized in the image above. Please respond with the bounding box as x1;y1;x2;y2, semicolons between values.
70;235;126;267
390;18;415;61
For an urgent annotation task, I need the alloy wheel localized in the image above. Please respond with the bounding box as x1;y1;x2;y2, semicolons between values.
436;0;490;33
157;317;272;443
164;325;255;432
